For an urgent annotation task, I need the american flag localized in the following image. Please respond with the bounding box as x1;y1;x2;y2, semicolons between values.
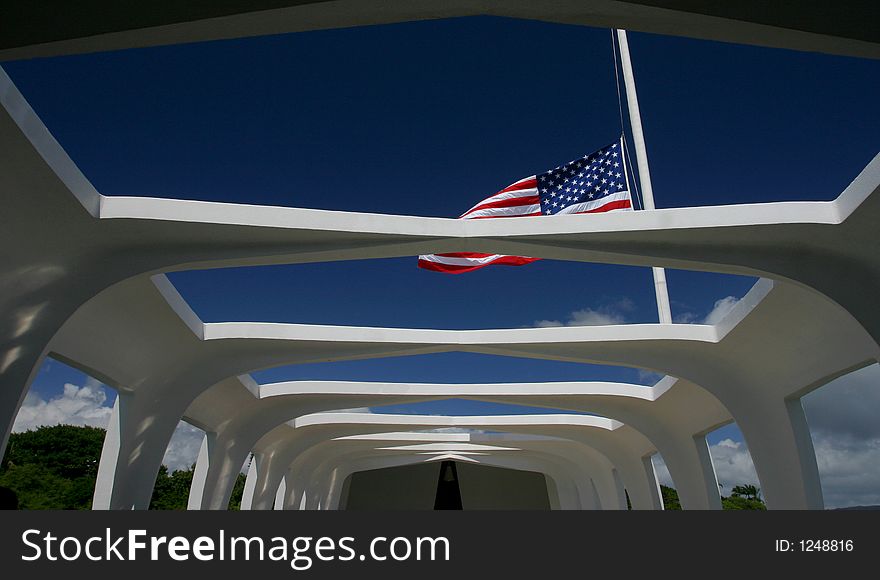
418;138;633;273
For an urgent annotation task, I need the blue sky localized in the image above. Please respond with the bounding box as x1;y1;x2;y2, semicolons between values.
8;17;879;456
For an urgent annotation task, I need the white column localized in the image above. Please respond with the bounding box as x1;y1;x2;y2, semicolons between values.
238;454;260;510
641;454;665;510
187;432;216;510
193;434;252;510
92;393;182;510
305;481;321;510
587;465;619;510
273;476;287;510
611;468;628;510
659;435;723;510
589;478;602;510
544;474;562;510
249;453;290;511
734;396;823;509
693;434;723;509
283;468;304;510
553;474;582;510
323;467;346;510
337;471;352;510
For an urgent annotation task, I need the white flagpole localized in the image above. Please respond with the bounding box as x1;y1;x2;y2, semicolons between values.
616;29;673;324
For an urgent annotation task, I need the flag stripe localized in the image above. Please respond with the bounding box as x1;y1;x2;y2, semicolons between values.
463;204;541;219
460;185;538;217
419;139;632;274
575;199;632;214
418;254;540;273
495;176;538;194
554;191;632;215
460;194;540;218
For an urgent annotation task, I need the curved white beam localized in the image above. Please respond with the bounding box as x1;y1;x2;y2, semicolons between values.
193;386;703;511
231;412;662;512
289;437;617;511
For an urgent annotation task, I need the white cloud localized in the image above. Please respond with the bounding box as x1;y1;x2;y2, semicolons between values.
673;295;741;326
803;364;880;441
803;364;880;508
534;298;633;328
652;439;759;494
708;438;760;491
568;308;625;326
162;421;205;473
654;419;880;508
534;319;564;328
672;311;699;324
13;377;113;432
813;432;880;508
707;431;880;509
702;296;739;325
651;454;672;487
14;378;207;473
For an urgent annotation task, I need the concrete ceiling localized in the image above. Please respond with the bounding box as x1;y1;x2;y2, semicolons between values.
1;1;878;61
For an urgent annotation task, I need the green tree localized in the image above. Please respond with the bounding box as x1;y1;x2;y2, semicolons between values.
150;465;195;510
228;472;247;510
722;495;767;510
149;466;248;510
660;484;681;510
659;483;766;510
730;484;761;501
0;463;70;509
722;483;765;509
2;424;105;478
0;425;106;509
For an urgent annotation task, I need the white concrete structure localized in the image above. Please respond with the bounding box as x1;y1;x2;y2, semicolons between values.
2;6;877;510
235;413;652;511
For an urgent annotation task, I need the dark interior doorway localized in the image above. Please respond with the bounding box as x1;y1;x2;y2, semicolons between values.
342;460;550;509
433;461;463;510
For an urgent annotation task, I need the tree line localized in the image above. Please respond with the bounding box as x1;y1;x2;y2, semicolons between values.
660;484;766;510
0;424;245;510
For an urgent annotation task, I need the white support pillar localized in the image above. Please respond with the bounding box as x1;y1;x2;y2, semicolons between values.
551;473;581;510
693;434;723;509
305;481;321;510
585;464;619;510
323;467;345;510
545;474;562;510
193;434;253;510
734;396;823;510
283;468;304;510
92;393;183;510
273;476;287;510
589;478;602;511
611;468;628;510
249;453;290;511
187;432;216;510
239;454;260;510
641;454;665;510
659;436;723;510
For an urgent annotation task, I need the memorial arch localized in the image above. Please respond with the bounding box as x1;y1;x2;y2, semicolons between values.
1;3;878;510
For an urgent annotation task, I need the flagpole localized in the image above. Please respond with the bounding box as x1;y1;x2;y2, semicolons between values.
615;29;673;324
